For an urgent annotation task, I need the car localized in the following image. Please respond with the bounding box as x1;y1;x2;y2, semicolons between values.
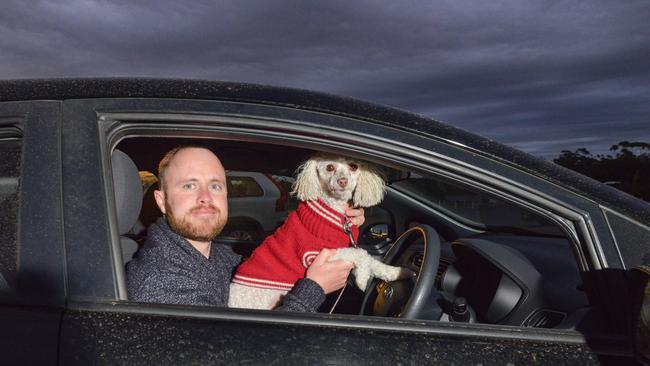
0;78;648;365
221;171;291;244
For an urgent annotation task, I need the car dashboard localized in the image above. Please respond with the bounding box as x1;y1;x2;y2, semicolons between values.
394;234;589;328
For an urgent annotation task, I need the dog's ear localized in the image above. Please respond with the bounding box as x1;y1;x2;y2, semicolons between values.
353;164;386;207
291;159;323;202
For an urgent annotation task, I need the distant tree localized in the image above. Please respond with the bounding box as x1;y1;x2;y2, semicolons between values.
553;141;650;202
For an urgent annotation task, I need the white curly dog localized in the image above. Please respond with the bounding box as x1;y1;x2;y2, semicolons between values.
228;154;410;310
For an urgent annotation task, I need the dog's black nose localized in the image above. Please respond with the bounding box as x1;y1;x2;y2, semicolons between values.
338;177;348;187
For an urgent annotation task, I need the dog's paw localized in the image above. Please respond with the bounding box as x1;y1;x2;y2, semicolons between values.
355;266;414;290
371;261;416;282
396;267;417;280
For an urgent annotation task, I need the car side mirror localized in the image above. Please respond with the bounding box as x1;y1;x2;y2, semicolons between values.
630;260;650;365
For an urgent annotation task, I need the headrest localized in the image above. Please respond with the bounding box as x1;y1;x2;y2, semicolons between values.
112;150;143;235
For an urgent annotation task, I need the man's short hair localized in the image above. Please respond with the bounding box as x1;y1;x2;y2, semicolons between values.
158;145;212;191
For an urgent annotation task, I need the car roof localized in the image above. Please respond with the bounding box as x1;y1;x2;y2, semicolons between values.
1;78;648;224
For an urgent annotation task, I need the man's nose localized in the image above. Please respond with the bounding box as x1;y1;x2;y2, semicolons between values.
338;177;348;187
197;185;213;203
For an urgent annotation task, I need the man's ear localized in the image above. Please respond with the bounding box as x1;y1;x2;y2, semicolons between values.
154;189;167;214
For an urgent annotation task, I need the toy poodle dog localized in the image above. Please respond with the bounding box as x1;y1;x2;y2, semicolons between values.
229;153;411;310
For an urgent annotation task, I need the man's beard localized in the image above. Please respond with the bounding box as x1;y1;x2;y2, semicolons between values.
165;201;226;242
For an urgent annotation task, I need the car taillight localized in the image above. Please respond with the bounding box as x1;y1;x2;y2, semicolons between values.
267;174;287;212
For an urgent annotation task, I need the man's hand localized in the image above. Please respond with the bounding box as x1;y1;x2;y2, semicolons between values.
306;249;353;294
345;207;365;227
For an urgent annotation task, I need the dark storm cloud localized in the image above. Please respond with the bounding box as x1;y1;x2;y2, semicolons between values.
1;0;648;158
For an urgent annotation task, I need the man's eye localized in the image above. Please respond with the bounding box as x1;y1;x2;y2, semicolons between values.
326;164;336;172
183;183;196;190
210;183;223;191
349;163;358;172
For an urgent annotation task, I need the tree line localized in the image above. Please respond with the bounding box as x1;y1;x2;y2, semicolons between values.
553;141;650;202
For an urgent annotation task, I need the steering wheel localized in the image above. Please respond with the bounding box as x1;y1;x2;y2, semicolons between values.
360;224;442;319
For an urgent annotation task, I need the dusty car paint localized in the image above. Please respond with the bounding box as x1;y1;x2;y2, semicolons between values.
60;307;599;365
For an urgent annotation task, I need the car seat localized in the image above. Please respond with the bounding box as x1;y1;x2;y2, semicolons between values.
111;149;143;264
139;182;161;230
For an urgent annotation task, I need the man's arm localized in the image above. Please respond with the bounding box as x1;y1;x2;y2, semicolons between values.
275;249;353;312
129;272;220;307
274;278;326;312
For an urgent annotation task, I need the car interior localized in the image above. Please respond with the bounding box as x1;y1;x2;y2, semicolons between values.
114;135;590;329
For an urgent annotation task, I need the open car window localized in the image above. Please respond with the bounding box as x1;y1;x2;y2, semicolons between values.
115;134;588;329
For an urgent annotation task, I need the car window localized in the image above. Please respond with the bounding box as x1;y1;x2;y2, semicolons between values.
227;176;264;198
0;137;22;293
116;136;584;328
392;174;565;237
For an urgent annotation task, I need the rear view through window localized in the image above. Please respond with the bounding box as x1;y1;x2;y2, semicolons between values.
392;174;565;237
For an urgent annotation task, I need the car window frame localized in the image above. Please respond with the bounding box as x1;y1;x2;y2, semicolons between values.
105;124;591;267
95;102;607;273
75;97;619;345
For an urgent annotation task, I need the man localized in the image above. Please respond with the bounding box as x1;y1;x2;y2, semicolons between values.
127;146;361;312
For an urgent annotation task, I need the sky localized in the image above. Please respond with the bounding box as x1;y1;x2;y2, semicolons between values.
1;0;648;159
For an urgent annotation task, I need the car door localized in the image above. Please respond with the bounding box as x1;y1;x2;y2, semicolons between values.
0;100;66;365
56;96;610;365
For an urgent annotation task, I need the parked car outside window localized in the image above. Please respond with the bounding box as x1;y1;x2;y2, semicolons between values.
220;171;293;245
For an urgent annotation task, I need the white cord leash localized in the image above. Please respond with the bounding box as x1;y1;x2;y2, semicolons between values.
329;217;357;314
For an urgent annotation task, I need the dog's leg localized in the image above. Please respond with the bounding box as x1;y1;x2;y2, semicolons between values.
353;263;372;291
229;283;287;310
331;248;413;291
369;257;414;282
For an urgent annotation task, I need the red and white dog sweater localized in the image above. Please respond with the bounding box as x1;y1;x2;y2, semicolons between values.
232;199;359;291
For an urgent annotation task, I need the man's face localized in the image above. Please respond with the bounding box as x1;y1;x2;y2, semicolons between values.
154;148;228;243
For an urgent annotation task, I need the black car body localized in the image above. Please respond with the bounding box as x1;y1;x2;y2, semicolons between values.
0;78;648;365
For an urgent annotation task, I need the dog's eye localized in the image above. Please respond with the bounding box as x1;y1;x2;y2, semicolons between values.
349;163;358;171
326;164;336;172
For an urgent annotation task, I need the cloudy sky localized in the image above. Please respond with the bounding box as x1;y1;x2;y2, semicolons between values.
2;0;648;159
